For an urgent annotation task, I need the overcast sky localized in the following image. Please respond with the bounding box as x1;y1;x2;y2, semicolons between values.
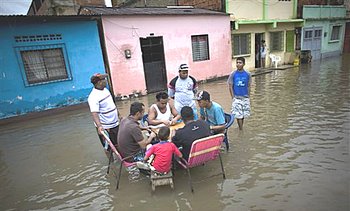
0;0;32;15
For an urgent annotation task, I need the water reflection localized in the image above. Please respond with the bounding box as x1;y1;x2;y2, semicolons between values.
0;55;349;210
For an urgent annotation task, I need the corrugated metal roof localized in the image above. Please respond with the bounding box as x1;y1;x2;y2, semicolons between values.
80;6;227;16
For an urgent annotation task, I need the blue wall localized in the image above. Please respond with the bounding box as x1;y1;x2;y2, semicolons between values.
0;18;105;119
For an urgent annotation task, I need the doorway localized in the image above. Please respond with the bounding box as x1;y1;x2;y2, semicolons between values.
255;33;264;68
302;27;322;60
140;36;167;93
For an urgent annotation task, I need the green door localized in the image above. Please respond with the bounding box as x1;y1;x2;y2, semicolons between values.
286;30;295;52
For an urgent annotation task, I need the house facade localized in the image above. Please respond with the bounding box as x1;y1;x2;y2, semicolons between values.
227;0;304;70
301;5;347;59
0;16;105;119
81;7;231;97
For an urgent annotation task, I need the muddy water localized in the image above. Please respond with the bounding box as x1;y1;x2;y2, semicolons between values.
0;55;349;211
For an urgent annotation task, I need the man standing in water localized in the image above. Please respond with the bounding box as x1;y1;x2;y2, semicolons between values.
168;63;198;119
227;57;251;130
88;73;120;147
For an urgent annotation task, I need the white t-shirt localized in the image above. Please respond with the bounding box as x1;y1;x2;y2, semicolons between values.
173;77;196;112
88;88;119;129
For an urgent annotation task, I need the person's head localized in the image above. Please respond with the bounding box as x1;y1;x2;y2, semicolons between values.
90;73;108;89
236;57;245;71
155;92;169;110
262;40;265;44
178;63;189;79
130;102;145;120
181;106;194;122
158;126;170;141
196;90;211;108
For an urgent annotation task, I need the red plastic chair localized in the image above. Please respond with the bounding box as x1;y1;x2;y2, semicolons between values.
176;134;226;192
102;131;137;190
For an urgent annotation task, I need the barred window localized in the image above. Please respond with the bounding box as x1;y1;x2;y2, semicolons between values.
304;30;313;39
191;35;209;61
232;33;250;56
20;47;69;85
315;29;322;38
270;31;284;51
330;25;341;41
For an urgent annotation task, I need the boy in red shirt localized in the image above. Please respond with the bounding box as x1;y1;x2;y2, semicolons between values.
137;126;182;173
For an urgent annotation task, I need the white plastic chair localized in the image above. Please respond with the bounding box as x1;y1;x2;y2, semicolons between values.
269;54;281;68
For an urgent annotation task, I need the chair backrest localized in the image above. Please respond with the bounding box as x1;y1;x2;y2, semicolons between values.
187;134;225;168
224;113;235;129
102;131;135;168
140;114;149;127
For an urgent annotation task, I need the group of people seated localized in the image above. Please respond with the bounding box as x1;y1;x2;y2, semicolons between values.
117;90;226;175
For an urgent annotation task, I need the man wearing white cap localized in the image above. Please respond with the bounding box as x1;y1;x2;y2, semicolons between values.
168;64;198;119
88;73;120;148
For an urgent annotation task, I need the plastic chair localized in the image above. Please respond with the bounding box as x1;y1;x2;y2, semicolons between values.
269;54;281;68
102;131;137;190
176;134;226;192
140;114;149;127
223;113;235;151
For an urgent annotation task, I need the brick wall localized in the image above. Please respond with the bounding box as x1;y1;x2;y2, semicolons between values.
29;0;106;15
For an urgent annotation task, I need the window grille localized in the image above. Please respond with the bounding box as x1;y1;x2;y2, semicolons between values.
315;29;322;38
232;33;250;56
191;35;209;61
15;34;62;43
330;25;341;41
270;31;284;51
20;47;68;85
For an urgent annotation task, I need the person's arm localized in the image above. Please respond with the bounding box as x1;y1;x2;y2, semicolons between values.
199;108;206;121
248;72;251;97
138;131;157;149
210;124;225;132
227;73;234;99
211;108;226;132
173;143;183;158
91;112;104;135
143;146;153;161
190;76;198;94
169;101;181;125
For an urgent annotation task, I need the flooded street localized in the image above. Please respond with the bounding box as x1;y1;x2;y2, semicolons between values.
1;55;349;211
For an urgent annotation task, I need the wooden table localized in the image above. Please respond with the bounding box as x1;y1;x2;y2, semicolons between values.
147;122;185;139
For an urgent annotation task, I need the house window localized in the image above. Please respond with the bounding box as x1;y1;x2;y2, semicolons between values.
270;31;284;51
232;33;250;56
18;46;70;85
191;35;209;61
314;29;322;38
304;30;313;39
330;25;341;41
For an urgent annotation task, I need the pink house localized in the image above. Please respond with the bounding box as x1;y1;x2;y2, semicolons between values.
81;7;231;97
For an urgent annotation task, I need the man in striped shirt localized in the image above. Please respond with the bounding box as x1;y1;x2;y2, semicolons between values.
88;73;120;148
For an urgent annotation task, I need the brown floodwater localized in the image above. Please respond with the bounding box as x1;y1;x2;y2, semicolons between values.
0;55;349;211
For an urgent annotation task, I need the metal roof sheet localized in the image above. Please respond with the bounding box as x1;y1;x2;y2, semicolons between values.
80;6;227;16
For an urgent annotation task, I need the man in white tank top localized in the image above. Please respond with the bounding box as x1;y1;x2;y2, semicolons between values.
148;92;181;128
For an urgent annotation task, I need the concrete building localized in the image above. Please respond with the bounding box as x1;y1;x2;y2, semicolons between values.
0;16;105;119
80;7;231;97
227;0;304;70
301;5;347;59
